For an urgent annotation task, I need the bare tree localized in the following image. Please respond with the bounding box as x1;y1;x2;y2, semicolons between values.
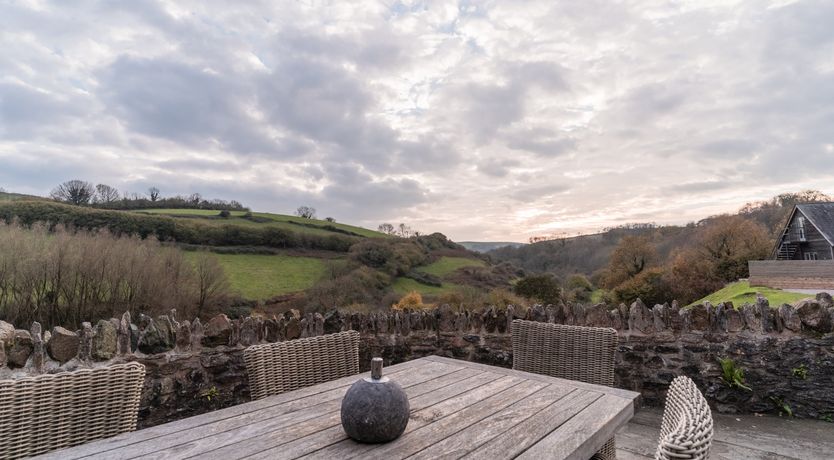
148;187;160;202
193;251;230;317
397;223;412;238
378;223;395;235
51;180;95;205
94;184;120;203
295;206;317;219
188;193;202;206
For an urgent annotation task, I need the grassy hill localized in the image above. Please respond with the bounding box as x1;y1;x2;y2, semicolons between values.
0;193;512;312
136;208;386;238
0;191;49;202
392;256;487;295
691;281;810;308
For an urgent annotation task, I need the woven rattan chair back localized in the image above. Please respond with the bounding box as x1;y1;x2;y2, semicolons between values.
244;330;360;400
655;376;713;460
511;319;617;386
511;319;618;459
0;362;146;459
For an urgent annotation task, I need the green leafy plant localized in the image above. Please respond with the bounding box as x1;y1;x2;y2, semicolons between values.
792;364;808;380
770;396;793;417
719;358;752;391
821;414;833;423
202;386;220;401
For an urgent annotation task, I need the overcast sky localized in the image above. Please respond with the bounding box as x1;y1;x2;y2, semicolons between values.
2;0;833;242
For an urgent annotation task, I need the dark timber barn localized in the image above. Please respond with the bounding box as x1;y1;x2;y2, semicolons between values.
749;203;834;290
772;203;834;260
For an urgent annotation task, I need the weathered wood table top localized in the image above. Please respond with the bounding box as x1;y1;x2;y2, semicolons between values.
42;356;640;460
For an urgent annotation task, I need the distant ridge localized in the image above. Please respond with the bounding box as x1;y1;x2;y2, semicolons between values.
459;241;526;253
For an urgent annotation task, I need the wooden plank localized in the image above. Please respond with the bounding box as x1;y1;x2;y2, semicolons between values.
300;374;526;460
461;389;601;459
41;358;443;459
242;368;495;460
627;408;834;460
119;360;463;459
407;385;577;460
423;355;641;400
205;367;495;460
354;379;547;459
614;420;796;460
516;393;634;460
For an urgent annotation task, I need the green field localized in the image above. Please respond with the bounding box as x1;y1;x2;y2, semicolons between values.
391;277;460;295
0;191;46;202
416;256;486;277
136;208;386;238
185;252;336;299
691;281;811;308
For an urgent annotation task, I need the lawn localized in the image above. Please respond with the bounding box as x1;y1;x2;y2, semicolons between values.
136;208;386;238
690;281;811;308
184;252;336;300
391;277;461;295
416;256;486;277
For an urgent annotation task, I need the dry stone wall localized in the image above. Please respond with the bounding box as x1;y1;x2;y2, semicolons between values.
2;293;834;427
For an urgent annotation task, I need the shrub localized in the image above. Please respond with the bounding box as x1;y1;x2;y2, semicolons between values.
514;274;562;305
392;291;426;310
485;288;529;310
0;222;230;328
218;210;231;218
611;267;670;306
565;274;594;303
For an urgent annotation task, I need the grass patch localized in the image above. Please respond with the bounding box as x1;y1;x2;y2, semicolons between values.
137;208;386;238
391;277;460;295
691;281;811;308
185;252;335;300
416;256;486;277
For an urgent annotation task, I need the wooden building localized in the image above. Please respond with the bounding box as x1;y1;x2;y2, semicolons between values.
772;203;834;260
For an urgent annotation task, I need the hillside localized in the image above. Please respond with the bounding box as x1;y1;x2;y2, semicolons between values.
487;190;832;307
488;226;697;279
0;192;512;314
459;241;526;253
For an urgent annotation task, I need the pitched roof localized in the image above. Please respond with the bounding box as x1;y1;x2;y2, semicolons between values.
797;203;834;245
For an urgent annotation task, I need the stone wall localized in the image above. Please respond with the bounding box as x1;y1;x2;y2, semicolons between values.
2;293;834;427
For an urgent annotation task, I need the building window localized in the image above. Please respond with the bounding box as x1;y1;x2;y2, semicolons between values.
804;252;818;260
797;216;806;240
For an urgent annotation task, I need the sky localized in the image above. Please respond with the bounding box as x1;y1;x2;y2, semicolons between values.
2;0;834;242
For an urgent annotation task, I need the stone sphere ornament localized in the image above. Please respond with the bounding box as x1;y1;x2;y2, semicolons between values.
340;357;410;443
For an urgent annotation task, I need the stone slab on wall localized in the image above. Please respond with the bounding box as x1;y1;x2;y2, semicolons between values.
749;260;834;289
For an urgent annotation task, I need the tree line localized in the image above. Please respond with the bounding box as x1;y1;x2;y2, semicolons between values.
50;179;247;211
0;222;229;329
0;201;357;252
491;190;832;306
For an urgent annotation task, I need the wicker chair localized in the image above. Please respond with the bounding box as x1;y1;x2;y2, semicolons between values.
511;319;618;460
0;362;146;459
655;376;713;460
244;330;360;400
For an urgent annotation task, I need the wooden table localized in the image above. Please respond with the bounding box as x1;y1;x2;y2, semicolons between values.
42;356;640;460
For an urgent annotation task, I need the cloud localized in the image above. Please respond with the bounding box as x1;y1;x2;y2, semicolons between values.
3;0;834;241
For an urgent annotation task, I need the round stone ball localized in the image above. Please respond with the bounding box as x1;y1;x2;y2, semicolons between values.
340;376;410;443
